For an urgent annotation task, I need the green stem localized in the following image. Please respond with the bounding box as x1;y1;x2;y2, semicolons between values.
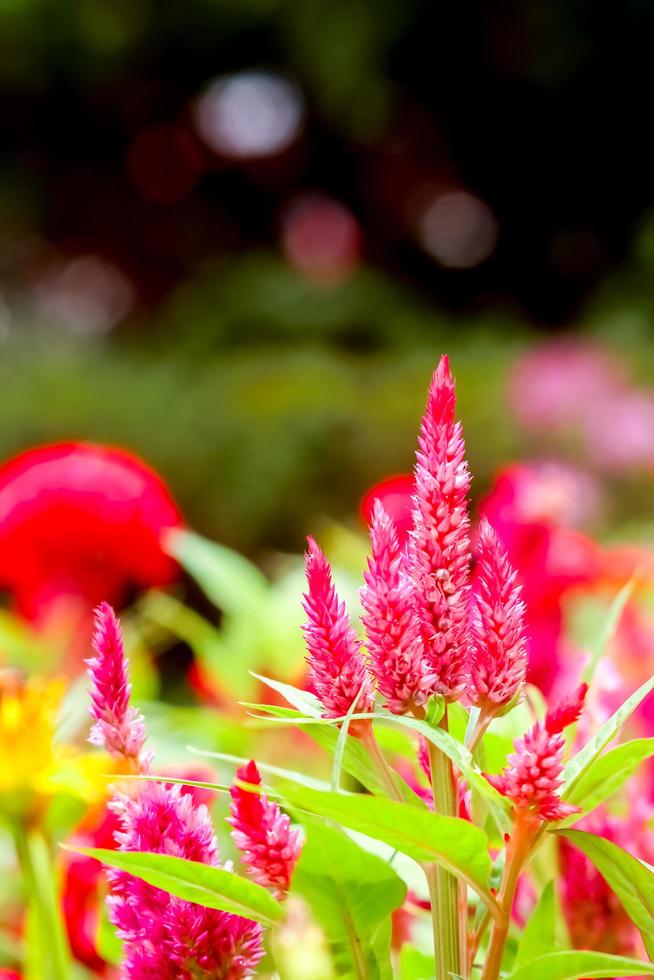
426;709;461;980
13;823;70;980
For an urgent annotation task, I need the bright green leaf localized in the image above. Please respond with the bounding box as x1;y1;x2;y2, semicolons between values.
562;738;654;818
166;529;269;615
292;820;405;979
66;847;283;927
513;880;556;970
508;951;654;979
399;945;436;979
561;672;654;798
279;784;496;914
555;829;654;959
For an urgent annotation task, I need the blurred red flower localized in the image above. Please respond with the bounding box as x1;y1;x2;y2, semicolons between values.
0;443;183;622
360;474;415;543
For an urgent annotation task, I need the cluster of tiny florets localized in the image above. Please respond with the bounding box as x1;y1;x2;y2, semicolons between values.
302;355;529;721
87;602;269;979
469;517;528;710
302;536;375;719
489;684;587;822
86;602;150;770
229;760;302;898
361;501;438;713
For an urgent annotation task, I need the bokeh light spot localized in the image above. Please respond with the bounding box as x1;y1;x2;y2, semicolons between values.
419;190;498;269
194;71;304;160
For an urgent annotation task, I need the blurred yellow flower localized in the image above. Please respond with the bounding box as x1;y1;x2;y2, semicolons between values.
0;671;110;815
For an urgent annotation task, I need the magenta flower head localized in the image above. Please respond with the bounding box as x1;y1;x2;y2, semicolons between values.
489;683;587;823
361;500;437;714
409;355;472;702
86;602;149;771
302;536;375;725
109;780;264;978
469;517;528;712
229;760;302;898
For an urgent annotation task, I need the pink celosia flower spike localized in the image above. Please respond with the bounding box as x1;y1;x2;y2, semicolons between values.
361;500;437;713
302;536;375;722
86;602;149;771
489;683;587;822
109;781;264;977
469;517;528;712
229;760;302;898
409;355;472;701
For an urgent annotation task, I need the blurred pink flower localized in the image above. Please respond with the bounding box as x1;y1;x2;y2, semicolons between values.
508;340;625;434
360;474;416;545
86;602;149;770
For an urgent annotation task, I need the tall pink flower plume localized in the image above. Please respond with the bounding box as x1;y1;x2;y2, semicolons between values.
409;355;472;701
489;684;587;822
469;517;528;711
109;781;264;978
229;760;302;898
302;536;375;720
361;501;437;713
86;602;149;770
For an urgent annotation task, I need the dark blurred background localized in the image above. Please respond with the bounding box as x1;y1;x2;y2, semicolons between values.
2;0;654;552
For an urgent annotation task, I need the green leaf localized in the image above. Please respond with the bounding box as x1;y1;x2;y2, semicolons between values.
292;820;405;979
508;951;654;979
332;684;368;792
14;827;71;980
582;578;636;684
252;673;324;717
279;784;496;914
166;529;269;615
561;672;654;798
369;712;511;834
66;847;283;927
555;829;654;959
245;700;424;805
188;748;331;791
562;737;654;818
398;945;436;979
513;880;556;970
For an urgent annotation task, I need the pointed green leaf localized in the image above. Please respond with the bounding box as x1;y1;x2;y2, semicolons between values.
562;737;654;818
508;951;654;979
166;529;269;615
65;847;283;927
583;578;636;684
555;829;654;959
292;820;405;979
561;672;654;798
513;880;556;970
279;784;496;914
